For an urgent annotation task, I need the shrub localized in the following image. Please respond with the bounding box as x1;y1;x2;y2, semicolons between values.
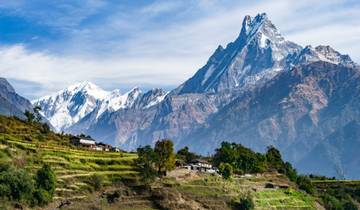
87;174;104;191
296;175;314;194
0;125;7;133
343;200;357;210
219;162;233;180
233;194;254;210
0;166;34;203
37;134;45;142
35;164;56;197
281;162;297;182
32;189;51;206
24;110;35;123
342;200;357;210
41;123;50;134
321;194;343;210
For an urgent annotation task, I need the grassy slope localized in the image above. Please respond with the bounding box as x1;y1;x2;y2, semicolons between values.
58;172;318;210
162;173;317;210
0;116;138;202
312;179;360;207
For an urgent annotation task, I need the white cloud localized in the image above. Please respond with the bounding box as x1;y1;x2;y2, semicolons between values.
0;45;196;98
0;0;359;99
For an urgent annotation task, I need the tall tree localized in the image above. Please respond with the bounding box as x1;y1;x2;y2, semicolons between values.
219;163;233;180
154;139;175;176
176;146;199;163
24;110;35;123
33;106;42;122
136;145;157;183
265;146;284;171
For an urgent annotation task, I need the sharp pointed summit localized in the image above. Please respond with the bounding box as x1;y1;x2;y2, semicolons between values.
239;13;272;37
173;13;302;95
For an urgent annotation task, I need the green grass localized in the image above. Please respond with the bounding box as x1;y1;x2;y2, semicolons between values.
160;174;318;210
254;189;316;209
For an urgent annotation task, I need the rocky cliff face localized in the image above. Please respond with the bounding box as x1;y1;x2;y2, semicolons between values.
0;78;33;118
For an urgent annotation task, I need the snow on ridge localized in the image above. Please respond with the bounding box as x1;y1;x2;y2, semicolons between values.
96;87;142;119
143;91;169;109
33;81;109;104
34;82;168;131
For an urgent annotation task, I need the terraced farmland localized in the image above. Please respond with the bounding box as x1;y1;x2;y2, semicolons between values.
254;189;316;209
0;116;139;201
155;172;317;210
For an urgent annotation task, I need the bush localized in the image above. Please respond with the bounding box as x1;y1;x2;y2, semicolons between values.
321;194;343;210
35;164;56;197
282;162;297;182
343;200;357;210
87;174;104;191
296;175;314;194
0;166;34;203
233;194;254;210
32;189;51;206
41;123;50;134
219;162;233;180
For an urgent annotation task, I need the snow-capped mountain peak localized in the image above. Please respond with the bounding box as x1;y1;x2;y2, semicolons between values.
95;87;142;119
34;82;168;131
174;13;302;94
241;13;273;36
33;81;110;131
65;81;108;99
292;45;355;67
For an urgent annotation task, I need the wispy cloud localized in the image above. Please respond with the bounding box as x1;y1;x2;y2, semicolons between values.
0;0;359;99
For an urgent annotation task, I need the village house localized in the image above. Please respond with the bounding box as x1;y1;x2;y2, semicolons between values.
96;142;112;152
183;159;217;173
71;137;96;149
111;147;121;152
71;137;120;152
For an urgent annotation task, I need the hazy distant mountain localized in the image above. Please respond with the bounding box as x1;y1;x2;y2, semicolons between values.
36;13;360;178
0;78;33;118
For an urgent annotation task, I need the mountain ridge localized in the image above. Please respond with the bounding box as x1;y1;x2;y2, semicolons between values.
0;77;33;118
33;82;168;132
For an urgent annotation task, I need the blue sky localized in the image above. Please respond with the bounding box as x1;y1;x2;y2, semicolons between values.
0;0;359;99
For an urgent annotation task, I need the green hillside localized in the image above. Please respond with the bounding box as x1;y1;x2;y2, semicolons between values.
0;116;138;206
60;171;318;210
